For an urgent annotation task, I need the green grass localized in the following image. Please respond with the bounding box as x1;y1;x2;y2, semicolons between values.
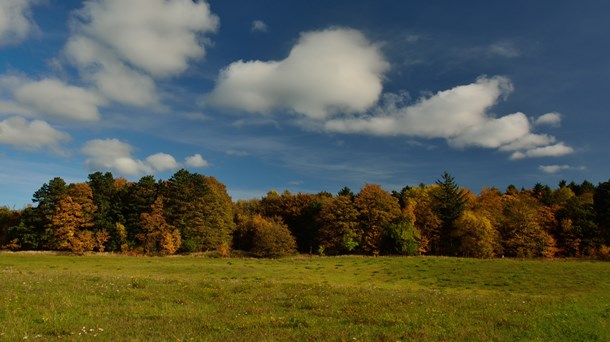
1;253;609;341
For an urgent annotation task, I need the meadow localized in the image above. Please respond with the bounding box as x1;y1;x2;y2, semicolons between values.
0;253;609;341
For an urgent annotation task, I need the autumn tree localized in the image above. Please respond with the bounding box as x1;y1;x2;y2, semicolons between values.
401;185;442;254
138;196;181;255
432;172;469;255
452;211;497;258
316;194;360;255
355;184;401;255
49;183;107;254
500;192;556;258
249;215;297;258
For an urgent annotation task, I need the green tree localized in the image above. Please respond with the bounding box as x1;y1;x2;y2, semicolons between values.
381;217;420;256
0;207;21;249
122;175;158;249
432;172;469;255
162;170;235;252
594;180;610;246
32;177;68;249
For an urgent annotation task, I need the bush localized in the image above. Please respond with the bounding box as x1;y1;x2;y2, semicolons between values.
597;245;610;261
381;218;420;256
249;215;297;258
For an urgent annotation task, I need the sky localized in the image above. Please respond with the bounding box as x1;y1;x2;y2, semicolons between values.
1;0;609;207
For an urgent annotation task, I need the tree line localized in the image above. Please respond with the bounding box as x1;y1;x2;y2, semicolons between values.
1;170;609;259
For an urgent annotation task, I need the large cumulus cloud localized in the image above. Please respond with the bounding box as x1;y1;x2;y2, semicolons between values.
206;28;389;119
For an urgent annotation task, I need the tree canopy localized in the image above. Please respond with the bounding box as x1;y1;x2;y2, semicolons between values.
1;172;609;259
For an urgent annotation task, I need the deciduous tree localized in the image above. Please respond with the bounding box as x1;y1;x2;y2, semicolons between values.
355;184;401;255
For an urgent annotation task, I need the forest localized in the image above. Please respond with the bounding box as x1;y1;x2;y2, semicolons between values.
1;169;609;259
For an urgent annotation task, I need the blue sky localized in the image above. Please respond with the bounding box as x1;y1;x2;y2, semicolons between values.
1;0;609;207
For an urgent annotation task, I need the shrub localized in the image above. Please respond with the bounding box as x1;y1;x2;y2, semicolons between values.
249;215;297;258
381;218;420;256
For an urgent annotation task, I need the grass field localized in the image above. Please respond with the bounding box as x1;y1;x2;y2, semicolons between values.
0;253;609;341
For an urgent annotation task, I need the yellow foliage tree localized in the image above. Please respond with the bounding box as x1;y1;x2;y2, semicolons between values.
138;197;181;255
453;211;498;258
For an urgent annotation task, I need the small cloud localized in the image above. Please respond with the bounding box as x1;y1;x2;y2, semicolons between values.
534;112;562;127
251;20;268;32
510;142;574;160
185;153;209;168
539;164;586;174
487;41;521;58
146;153;179;171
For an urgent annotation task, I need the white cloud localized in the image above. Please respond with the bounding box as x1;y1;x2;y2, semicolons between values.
207;28;390;119
65;0;219;108
82;138;184;176
0;0;38;46
146;152;179;171
0;75;104;122
0;116;70;153
185;153;209;168
539;164;586;174
252;20;268;32
498;133;556;152
65;29;160;108
325;76;513;137
73;0;219;77
534;112;562;127
448;112;530;149
206;27;572;161
510;142;574;160
324;75;573;159
12;78;104;122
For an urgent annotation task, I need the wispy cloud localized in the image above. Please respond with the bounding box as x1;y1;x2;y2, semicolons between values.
510;143;574;160
487;41;521;58
539;164;586;174
251;20;268;33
